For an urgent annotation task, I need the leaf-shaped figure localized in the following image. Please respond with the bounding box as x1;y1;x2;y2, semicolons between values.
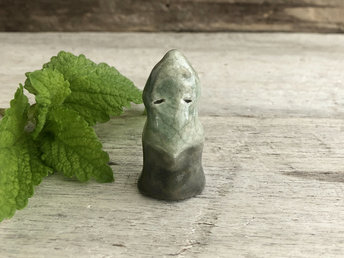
42;51;142;125
0;86;52;222
41;107;114;183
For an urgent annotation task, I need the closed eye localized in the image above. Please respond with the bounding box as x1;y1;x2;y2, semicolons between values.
184;99;192;103
153;99;165;104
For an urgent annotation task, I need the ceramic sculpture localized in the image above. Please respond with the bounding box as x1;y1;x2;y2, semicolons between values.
138;49;205;201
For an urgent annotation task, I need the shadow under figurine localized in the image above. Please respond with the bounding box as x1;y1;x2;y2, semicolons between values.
138;49;205;201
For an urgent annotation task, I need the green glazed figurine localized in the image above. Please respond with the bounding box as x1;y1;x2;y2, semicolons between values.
138;49;205;201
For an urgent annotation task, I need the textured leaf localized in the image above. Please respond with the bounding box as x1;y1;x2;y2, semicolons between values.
0;86;30;147
24;68;71;138
0;150;19;220
41;107;114;183
0;86;52;221
16;137;52;209
42;51;142;125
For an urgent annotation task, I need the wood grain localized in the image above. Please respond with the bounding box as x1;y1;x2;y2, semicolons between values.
1;33;344;257
1;0;344;32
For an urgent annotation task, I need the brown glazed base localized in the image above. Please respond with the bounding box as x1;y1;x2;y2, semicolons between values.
138;142;205;201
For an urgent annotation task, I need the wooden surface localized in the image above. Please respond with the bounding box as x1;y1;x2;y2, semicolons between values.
1;0;344;33
1;32;344;257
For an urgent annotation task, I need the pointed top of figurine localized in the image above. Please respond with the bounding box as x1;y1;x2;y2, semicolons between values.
143;49;200;106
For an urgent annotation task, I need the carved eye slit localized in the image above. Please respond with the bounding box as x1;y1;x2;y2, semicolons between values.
153;99;165;104
184;99;192;103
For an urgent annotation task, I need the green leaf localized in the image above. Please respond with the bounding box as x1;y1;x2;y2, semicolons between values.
24;68;71;138
42;51;142;125
1;51;142;222
0;150;19;220
41;107;114;183
0;86;30;147
0;86;52;222
15;137;52;210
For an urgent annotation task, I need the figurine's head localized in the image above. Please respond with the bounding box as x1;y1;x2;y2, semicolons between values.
142;49;204;156
143;49;201;130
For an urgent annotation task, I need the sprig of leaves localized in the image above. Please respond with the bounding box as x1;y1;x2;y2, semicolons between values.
0;51;142;222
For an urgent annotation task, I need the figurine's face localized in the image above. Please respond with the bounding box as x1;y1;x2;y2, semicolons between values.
143;50;201;140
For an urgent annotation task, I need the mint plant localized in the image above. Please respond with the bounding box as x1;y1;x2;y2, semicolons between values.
0;51;142;222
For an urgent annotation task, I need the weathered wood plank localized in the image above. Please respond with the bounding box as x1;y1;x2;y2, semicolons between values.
1;0;344;32
1;115;344;257
1;33;344;118
1;33;344;257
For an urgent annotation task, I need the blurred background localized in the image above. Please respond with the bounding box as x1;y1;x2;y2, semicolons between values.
0;0;344;33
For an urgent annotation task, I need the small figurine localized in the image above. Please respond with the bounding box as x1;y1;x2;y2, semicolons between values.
138;49;205;201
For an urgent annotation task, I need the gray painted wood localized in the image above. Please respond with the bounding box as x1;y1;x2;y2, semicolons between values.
1;0;344;33
0;33;344;257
